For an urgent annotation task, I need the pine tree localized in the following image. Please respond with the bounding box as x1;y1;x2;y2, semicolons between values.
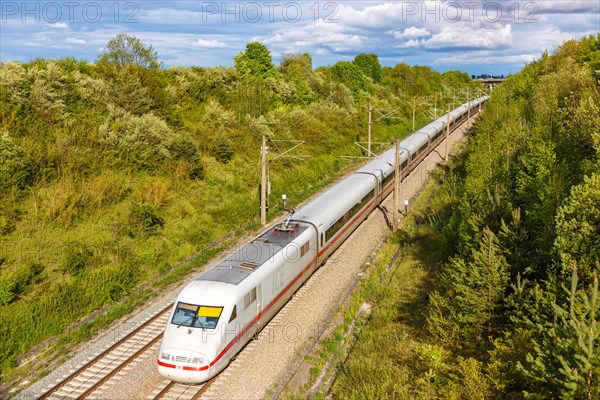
517;269;600;399
428;227;510;346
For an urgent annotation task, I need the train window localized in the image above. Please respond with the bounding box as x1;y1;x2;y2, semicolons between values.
383;171;394;188
171;302;223;329
300;242;310;258
229;305;237;323
244;287;257;309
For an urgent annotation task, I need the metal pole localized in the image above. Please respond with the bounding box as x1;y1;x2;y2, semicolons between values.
467;87;471;120
368;102;372;156
445;104;451;162
261;135;267;226
393;140;400;232
412;96;416;131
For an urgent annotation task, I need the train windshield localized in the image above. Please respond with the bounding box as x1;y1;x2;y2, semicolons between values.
171;302;223;329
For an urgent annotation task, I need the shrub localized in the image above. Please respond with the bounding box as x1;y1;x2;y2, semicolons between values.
60;243;93;276
100;111;174;170
211;136;234;164
0;280;15;306
168;136;204;179
0;130;32;195
129;202;164;237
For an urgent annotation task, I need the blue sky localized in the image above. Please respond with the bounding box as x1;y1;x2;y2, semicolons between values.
1;1;598;75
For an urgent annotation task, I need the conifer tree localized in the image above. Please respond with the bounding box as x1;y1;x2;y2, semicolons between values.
517;269;600;399
428;227;509;345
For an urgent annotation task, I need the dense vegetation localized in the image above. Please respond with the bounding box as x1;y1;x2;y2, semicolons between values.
0;35;477;383
333;35;600;399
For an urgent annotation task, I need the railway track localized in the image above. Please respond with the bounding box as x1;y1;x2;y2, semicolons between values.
38;305;172;400
148;378;215;400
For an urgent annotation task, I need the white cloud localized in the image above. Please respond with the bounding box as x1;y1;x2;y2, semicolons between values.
65;37;86;45
424;23;512;50
262;20;365;53
49;22;68;29
391;27;431;39
396;39;423;49
194;38;228;48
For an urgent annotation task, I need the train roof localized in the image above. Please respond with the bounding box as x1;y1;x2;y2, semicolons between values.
292;173;376;227
196;224;308;285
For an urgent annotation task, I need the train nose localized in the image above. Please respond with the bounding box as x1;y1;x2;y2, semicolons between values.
157;351;211;383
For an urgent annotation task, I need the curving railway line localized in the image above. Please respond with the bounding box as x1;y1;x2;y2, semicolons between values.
20;99;485;400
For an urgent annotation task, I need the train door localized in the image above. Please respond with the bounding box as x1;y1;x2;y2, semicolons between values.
375;169;383;199
243;287;260;338
256;284;263;327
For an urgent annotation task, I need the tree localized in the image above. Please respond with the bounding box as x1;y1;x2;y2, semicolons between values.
97;34;162;69
427;227;510;345
281;53;312;75
282;62;312;105
330;61;369;97
517;270;600;399
353;53;382;83
234;42;277;80
555;173;600;282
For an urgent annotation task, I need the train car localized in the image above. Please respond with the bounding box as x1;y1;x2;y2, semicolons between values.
157;96;488;384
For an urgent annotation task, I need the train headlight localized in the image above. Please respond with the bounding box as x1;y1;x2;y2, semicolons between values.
160;352;171;360
191;357;204;364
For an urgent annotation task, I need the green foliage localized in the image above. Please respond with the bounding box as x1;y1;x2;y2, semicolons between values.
234;42;277;80
517;270;600;399
0;130;31;194
420;34;600;399
211;136;235;164
60;242;93;276
128;202;164;237
0;262;44;306
168;136;204;180
330;61;369;97
282;62;312;105
0;280;15;306
353;53;382;83
97;33;162;69
555;174;600;281
280;53;312;75
428;227;510;345
107;69;153;115
100;111;174;170
443;70;472;87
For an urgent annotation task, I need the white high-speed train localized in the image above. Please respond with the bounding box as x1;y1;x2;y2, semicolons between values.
157;97;488;383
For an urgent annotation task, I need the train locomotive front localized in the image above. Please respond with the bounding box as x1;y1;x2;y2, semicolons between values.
157;281;240;383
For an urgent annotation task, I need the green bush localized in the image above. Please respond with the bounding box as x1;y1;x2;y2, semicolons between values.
129;203;164;237
211;136;234;164
0;130;32;195
0;281;15;306
100;111;174;170
168;136;204;179
60;243;93;276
